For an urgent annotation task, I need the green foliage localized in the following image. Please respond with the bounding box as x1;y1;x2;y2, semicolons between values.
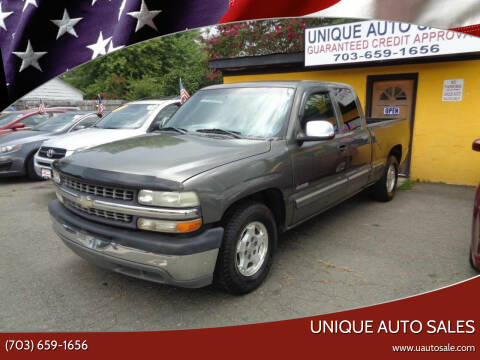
63;18;354;100
62;30;220;100
398;178;414;191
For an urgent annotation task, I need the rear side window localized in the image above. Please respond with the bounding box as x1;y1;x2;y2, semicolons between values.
333;88;363;132
301;92;338;132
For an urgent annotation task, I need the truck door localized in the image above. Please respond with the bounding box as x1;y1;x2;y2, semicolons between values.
290;90;348;224
332;87;372;196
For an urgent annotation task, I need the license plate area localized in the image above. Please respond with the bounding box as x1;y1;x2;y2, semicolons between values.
41;168;52;179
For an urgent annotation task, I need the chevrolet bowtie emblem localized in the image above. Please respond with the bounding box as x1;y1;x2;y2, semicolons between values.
78;195;94;209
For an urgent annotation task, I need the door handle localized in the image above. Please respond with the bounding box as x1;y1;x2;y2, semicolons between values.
338;144;347;152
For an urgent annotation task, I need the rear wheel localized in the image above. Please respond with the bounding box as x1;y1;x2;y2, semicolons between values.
215;201;277;295
370;155;399;202
26;155;43;181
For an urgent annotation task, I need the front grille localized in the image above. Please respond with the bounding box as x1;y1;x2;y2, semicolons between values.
39;147;66;159
62;177;135;201
0;163;11;172
64;199;132;223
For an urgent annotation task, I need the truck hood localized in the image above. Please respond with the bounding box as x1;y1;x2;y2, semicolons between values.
0;130;52;145
41;128;143;151
58;133;271;183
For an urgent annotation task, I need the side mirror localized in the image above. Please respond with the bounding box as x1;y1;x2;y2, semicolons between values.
12;123;25;130
473;139;480;152
149;117;170;132
149;121;162;132
159;116;170;127
297;120;335;142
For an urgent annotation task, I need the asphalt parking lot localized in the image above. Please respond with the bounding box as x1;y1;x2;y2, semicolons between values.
0;178;477;331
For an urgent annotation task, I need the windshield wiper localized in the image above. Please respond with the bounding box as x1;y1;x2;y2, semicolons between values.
156;127;187;134
196;128;242;139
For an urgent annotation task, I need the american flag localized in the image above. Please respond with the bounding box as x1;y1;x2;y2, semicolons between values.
38;98;45;114
179;79;190;104
97;93;104;117
0;0;346;111
0;1;479;111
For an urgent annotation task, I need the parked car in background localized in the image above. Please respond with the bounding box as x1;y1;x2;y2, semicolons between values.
0;111;100;180
0;107;77;135
34;99;180;178
48;81;409;294
470;139;480;272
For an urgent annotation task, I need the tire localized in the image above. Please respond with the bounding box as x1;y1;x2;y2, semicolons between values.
214;201;277;295
370;155;399;202
26;154;43;181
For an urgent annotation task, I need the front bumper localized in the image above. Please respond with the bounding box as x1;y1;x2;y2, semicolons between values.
0;154;25;177
34;153;55;178
49;200;224;288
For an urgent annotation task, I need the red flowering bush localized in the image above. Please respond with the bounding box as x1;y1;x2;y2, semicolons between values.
201;18;348;60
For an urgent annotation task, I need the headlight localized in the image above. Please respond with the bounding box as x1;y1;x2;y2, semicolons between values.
0;144;22;153
65;147;87;157
52;169;61;184
138;190;200;207
137;218;202;233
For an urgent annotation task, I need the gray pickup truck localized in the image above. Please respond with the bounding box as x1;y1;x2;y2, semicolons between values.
48;81;409;294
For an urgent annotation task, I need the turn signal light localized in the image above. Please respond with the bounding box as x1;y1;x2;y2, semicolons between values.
176;219;202;233
137;218;202;233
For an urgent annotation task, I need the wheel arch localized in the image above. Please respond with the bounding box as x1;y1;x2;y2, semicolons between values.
389;144;402;164
221;187;286;232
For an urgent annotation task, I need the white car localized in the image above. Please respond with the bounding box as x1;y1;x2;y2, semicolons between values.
34;99;180;178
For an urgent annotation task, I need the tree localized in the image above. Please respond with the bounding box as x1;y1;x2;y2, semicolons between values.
63;18;354;99
62;30;219;99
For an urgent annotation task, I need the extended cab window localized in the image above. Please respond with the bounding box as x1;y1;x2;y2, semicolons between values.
333;88;363;132
301;92;338;132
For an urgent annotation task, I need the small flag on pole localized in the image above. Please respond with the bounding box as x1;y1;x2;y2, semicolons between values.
179;79;190;105
97;94;104;117
38;99;46;114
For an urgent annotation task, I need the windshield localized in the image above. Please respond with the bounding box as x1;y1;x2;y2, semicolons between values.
0;113;23;127
94;103;159;129
164;87;294;138
31;112;89;132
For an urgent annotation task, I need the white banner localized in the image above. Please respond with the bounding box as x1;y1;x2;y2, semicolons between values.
305;20;480;67
310;0;480;29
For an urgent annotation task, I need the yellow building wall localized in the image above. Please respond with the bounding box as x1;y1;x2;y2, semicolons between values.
224;60;480;186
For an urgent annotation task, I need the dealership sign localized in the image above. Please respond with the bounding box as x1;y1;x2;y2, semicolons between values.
305;20;480;66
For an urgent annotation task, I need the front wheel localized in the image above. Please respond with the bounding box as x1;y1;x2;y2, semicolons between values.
370;155;399;202
26;155;43;181
214;201;277;295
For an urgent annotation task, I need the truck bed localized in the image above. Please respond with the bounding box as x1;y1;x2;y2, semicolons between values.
367;117;410;179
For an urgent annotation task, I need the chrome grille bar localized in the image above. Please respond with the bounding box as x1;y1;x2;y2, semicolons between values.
65;198;132;223
62;176;135;201
57;186;201;221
